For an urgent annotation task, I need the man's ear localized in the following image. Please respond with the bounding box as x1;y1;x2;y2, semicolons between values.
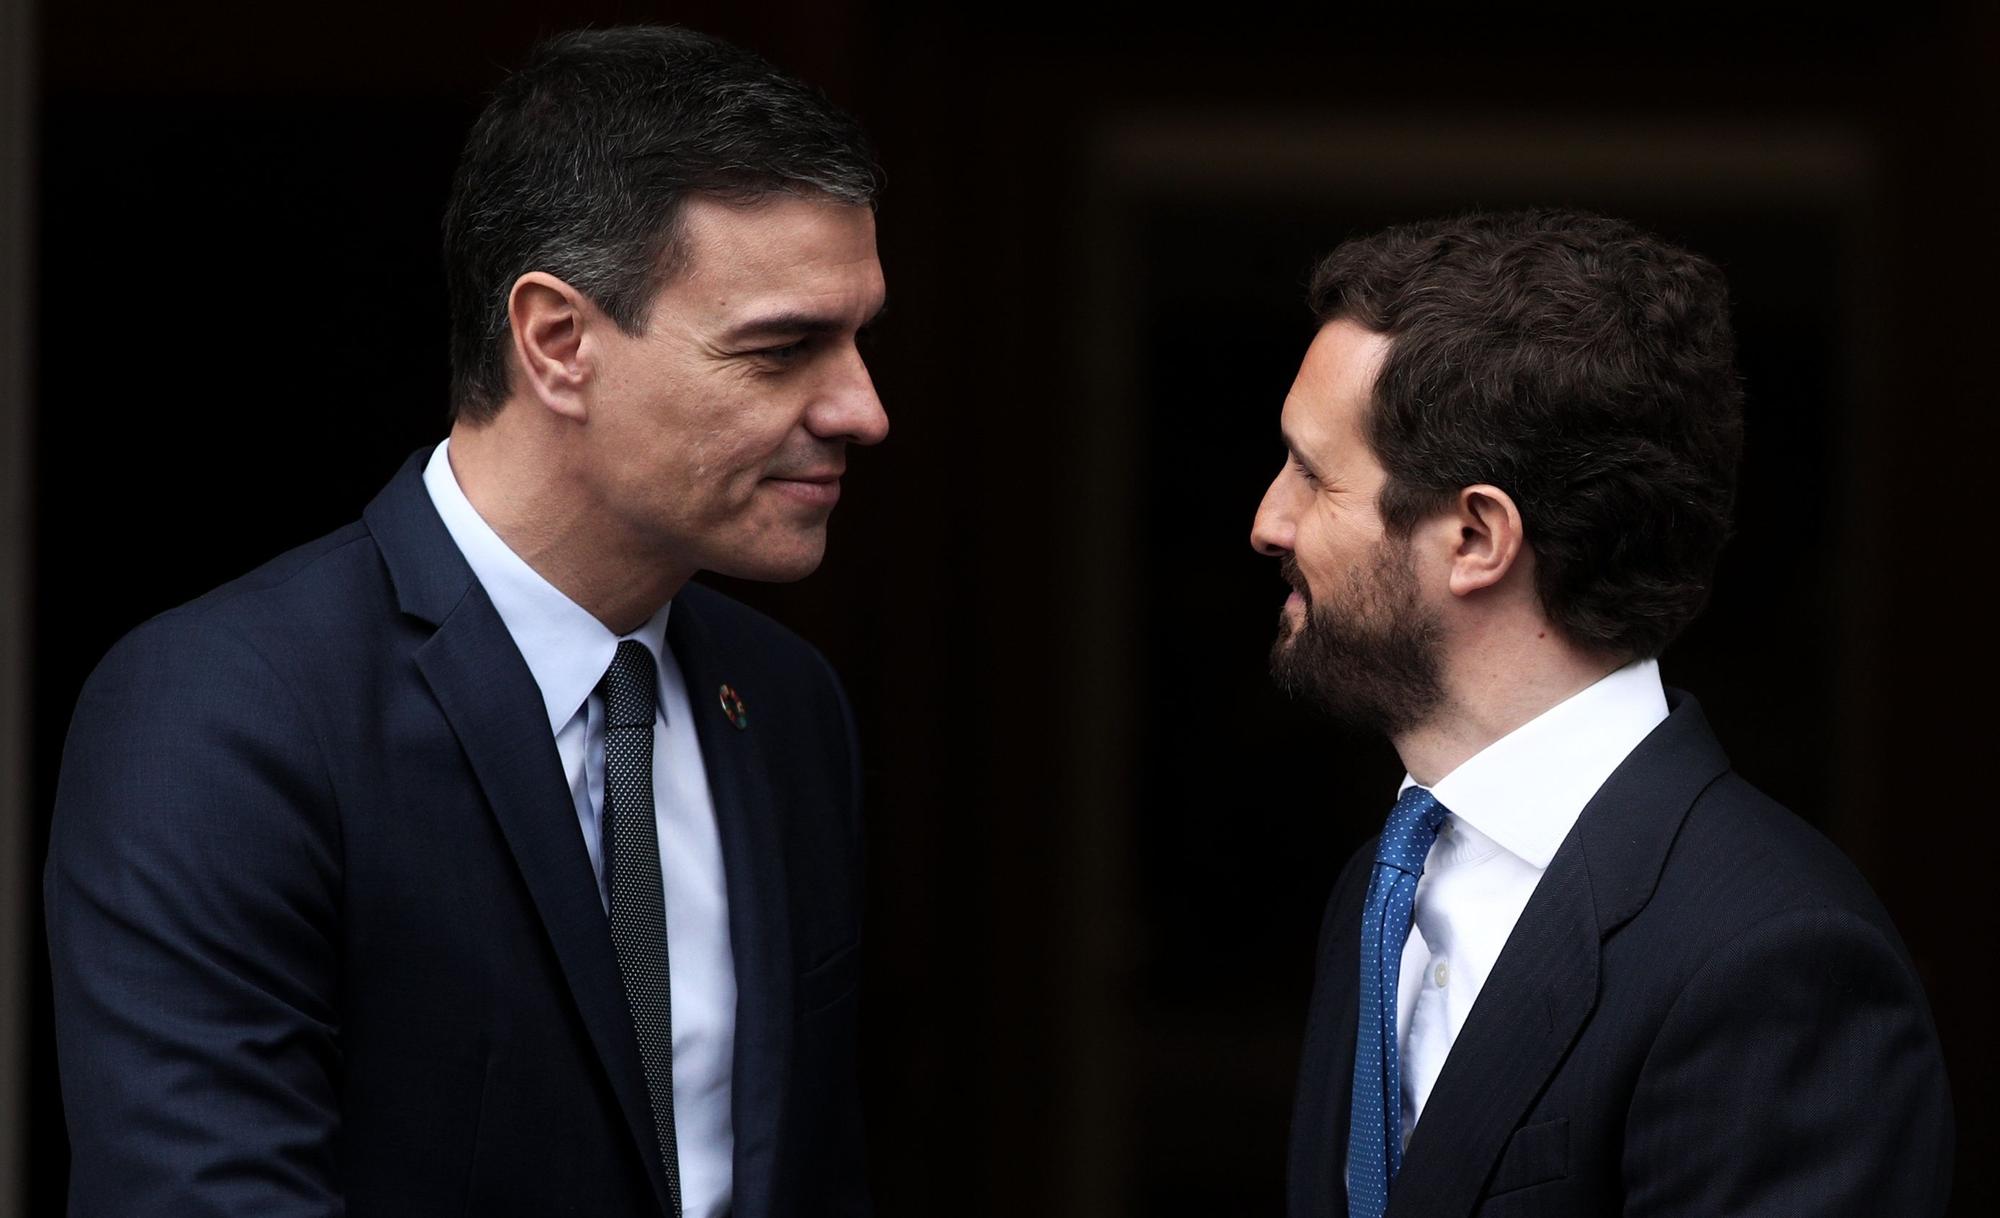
506;272;596;421
1446;483;1527;598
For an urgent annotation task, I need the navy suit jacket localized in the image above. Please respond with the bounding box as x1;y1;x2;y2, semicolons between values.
46;451;870;1217
1287;693;1954;1217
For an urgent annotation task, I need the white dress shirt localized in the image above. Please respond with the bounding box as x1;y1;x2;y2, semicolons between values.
1395;659;1669;1139
424;441;736;1218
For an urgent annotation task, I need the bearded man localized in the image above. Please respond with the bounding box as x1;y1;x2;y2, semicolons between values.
1252;209;1953;1217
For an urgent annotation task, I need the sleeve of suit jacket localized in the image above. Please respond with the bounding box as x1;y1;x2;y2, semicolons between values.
1622;901;1955;1216
45;610;346;1217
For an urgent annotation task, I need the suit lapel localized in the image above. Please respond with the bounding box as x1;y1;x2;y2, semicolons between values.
669;592;795;1218
1324;948;1361;1167
1291;849;1371;1218
1385;838;1600;1217
1384;693;1730;1216
367;452;675;1216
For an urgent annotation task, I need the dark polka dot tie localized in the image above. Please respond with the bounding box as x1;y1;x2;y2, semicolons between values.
601;640;682;1218
1346;786;1450;1218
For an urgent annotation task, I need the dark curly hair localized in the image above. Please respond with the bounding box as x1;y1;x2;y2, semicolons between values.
1308;209;1745;660
443;26;882;423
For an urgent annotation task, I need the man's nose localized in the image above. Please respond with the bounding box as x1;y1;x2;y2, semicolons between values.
810;350;889;447
1250;474;1296;557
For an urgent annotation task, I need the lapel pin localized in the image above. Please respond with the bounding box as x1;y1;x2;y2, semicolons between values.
718;683;749;730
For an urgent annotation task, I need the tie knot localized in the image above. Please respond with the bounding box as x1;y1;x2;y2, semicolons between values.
1374;786;1450;877
600;640;658;729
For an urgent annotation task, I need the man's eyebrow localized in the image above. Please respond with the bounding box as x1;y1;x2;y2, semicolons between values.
721;301;889;344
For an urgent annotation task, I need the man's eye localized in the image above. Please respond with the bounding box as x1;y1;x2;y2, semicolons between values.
1293;460;1318;485
761;341;808;362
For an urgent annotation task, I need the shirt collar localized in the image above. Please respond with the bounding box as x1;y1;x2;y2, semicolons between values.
422;439;671;734
1398;658;1669;869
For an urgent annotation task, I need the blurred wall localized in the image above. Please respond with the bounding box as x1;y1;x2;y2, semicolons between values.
20;2;2000;1215
2;0;36;1208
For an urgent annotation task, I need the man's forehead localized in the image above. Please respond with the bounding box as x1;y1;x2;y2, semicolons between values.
662;194;885;328
1304;319;1390;399
677;194;878;268
1285;319;1389;450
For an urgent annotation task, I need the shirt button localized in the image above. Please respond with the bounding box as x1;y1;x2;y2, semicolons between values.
1434;961;1450;987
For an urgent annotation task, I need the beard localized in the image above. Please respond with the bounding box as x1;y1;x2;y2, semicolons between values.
1269;540;1447;736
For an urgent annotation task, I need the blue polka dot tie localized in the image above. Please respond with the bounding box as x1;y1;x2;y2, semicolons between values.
1347;786;1450;1218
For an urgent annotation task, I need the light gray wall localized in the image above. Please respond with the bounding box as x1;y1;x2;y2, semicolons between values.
0;0;36;1208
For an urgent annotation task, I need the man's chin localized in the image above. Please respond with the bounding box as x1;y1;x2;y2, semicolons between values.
1271;653;1391;732
703;532;828;584
1268;623;1313;694
1267;611;1446;735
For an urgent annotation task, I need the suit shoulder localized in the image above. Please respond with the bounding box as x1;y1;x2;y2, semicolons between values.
180;519;384;624
86;519;387;692
60;545;356;831
1665;770;1901;937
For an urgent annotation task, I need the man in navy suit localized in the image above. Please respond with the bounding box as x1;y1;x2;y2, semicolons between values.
47;27;883;1217
1252;210;1953;1216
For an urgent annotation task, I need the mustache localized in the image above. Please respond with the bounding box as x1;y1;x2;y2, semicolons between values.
1278;556;1311;603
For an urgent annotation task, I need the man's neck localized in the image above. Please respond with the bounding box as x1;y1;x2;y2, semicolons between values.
445;419;692;636
1393;627;1626;788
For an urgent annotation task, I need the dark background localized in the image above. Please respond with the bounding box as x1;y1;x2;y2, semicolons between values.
15;1;1999;1213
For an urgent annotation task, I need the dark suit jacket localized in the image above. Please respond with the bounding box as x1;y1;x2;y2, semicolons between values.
1287;693;1953;1217
46;451;870;1217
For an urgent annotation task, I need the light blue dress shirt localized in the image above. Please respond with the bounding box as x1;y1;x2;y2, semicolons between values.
424;440;736;1218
